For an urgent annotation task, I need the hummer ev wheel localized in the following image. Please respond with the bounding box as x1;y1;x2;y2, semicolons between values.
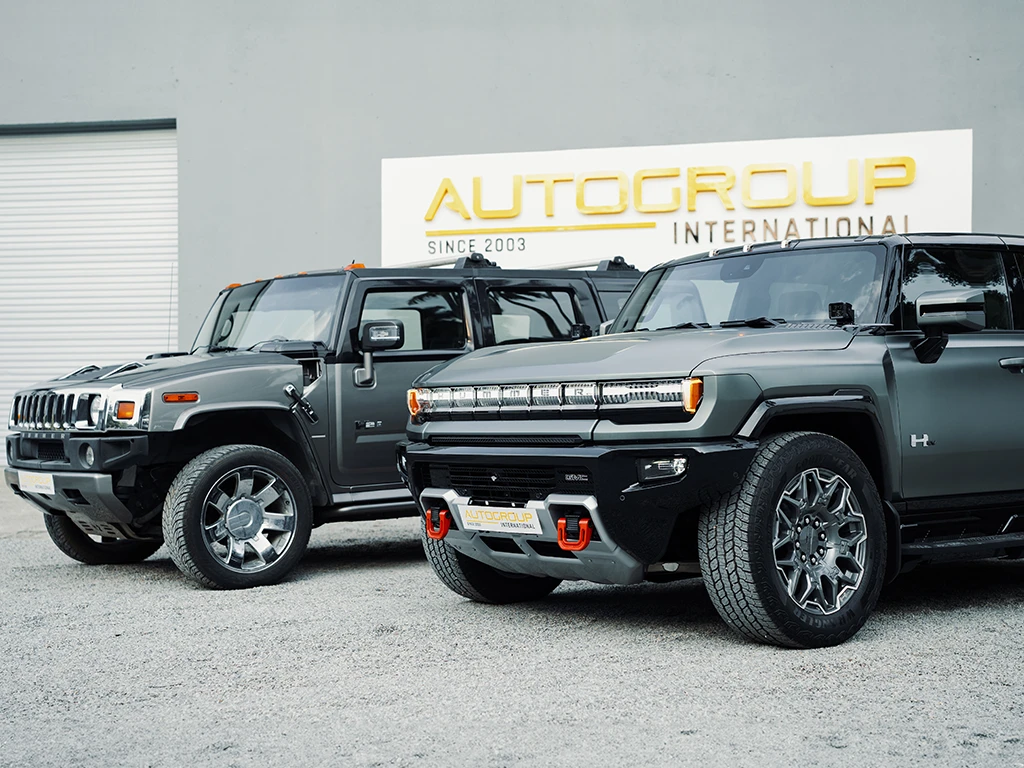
421;517;561;603
163;445;312;589
43;514;162;565
698;431;886;648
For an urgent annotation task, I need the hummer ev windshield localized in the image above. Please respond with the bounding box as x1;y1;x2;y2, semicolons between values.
193;274;346;353
612;245;886;333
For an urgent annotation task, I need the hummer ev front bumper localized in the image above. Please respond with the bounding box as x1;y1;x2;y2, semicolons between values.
399;439;757;584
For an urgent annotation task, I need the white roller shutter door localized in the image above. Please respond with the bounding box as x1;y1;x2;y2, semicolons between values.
0;128;178;434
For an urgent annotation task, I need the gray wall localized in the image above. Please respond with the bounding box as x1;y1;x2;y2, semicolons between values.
2;0;1021;344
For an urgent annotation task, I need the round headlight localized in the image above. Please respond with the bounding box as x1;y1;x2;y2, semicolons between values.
82;445;95;468
88;396;103;426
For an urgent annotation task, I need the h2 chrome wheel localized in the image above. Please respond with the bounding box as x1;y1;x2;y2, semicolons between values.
164;445;313;589
202;465;298;573
773;468;868;615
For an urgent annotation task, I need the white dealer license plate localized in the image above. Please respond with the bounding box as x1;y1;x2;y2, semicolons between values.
18;471;55;495
455;503;544;535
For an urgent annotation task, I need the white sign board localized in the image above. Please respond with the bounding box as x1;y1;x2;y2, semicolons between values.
382;129;972;270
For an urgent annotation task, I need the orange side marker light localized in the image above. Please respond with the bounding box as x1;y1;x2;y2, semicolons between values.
163;392;200;403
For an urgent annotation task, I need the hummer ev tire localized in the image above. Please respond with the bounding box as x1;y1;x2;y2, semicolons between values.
421;518;561;603
43;514;162;565
698;431;886;648
163;444;312;589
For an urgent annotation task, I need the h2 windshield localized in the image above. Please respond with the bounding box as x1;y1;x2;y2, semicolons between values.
193;275;346;352
613;246;887;333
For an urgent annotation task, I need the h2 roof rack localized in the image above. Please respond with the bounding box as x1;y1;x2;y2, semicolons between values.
596;255;638;271
453;252;501;270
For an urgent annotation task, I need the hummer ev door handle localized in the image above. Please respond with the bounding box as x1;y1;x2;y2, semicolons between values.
999;357;1024;373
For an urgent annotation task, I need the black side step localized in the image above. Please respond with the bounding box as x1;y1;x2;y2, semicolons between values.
902;533;1024;561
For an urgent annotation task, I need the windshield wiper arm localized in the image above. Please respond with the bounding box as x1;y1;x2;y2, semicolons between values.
719;317;786;329
206;345;238;353
647;321;712;331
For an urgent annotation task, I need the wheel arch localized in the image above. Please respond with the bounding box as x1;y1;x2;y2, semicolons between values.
160;408;330;507
740;398;902;583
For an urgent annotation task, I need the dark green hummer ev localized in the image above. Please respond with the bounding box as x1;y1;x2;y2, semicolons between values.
400;234;1024;647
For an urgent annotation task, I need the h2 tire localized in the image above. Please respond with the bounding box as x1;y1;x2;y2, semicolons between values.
43;514;162;565
421;518;561;604
162;444;312;589
698;431;886;648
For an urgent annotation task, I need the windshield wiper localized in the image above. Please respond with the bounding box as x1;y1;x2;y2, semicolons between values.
642;322;712;332
206;345;238;353
719;317;786;329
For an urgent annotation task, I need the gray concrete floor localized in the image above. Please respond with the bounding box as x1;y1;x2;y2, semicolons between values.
1;492;1023;767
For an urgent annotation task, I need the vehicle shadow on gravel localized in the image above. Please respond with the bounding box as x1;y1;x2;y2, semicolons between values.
294;535;426;579
515;560;1024;641
877;559;1024;615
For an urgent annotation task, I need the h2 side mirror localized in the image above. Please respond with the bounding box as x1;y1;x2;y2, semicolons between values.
570;323;593;340
912;289;985;364
355;320;404;387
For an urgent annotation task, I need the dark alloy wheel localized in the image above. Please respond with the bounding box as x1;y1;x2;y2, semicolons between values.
698;431;886;648
43;514;162;565
163;445;312;589
420;517;561;604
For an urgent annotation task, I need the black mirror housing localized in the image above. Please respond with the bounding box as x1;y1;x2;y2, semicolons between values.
360;320;405;351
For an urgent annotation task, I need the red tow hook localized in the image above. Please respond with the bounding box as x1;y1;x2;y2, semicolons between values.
557;517;592;552
425;508;451;541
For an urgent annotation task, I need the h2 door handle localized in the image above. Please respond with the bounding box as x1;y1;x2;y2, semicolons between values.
999;357;1024;373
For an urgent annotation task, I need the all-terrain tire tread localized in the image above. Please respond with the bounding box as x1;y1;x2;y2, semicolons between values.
162;445;254;589
698;431;882;648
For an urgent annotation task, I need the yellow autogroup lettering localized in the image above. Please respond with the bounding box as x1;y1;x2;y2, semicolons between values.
803;159;858;206
633;167;681;213
741;163;797;209
687;166;735;212
423;177;471;221
525;173;573;217
473;175;523;219
576;172;628;215
864;156;916;204
425;155;917;222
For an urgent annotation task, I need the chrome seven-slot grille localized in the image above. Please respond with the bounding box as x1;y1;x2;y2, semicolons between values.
9;391;86;431
420;464;595;503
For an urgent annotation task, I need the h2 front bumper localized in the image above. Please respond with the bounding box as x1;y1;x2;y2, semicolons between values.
399;439;757;585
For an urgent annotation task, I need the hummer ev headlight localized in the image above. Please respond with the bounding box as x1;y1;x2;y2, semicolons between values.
408;378;704;417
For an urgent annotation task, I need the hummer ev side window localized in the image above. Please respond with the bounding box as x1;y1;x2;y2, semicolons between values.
360;289;467;351
1009;250;1024;330
486;288;580;344
901;248;1011;331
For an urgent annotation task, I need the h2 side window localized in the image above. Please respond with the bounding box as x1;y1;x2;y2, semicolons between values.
901;248;1011;331
1010;250;1024;330
487;288;580;344
359;289;467;351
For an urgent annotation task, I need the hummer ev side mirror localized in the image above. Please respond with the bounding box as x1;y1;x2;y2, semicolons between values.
911;289;985;364
355;320;404;387
598;320;615;336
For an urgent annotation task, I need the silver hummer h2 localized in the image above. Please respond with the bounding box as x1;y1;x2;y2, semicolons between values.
4;256;639;588
400;234;1024;647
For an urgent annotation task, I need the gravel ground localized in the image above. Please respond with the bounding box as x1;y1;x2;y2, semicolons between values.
1;492;1023;768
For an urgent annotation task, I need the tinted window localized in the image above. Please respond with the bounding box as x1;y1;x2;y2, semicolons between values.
599;290;633;319
487;289;579;344
1010;250;1024;330
901;248;1011;331
360;289;466;351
